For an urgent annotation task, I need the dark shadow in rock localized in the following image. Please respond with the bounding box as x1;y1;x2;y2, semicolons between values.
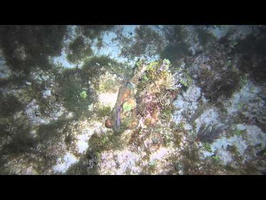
120;26;164;60
66;36;93;64
160;25;192;65
0;120;37;174
0;93;24;118
0;25;67;75
77;25;114;40
231;26;266;85
65;149;100;175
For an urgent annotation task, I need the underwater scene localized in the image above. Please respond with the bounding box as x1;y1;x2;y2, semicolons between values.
0;25;265;175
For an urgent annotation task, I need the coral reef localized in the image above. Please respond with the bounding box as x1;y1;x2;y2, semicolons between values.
0;25;265;175
105;59;181;134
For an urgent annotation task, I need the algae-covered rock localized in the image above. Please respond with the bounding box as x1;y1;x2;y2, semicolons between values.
105;59;181;134
105;80;138;133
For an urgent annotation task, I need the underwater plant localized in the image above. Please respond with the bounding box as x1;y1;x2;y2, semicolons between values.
105;59;181;135
196;124;225;143
0;25;67;74
66;36;93;64
80;90;87;99
203;143;212;152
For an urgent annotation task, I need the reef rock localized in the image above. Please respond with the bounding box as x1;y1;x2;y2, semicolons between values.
105;59;181;134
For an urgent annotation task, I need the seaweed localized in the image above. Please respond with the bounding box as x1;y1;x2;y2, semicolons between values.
196;124;225;143
188;103;208;124
77;25;114;40
232;27;266;84
0;25;67;74
198;61;241;103
56;67;97;118
195;26;216;47
65;150;100;175
0;93;23;118
37;119;70;145
0;121;36;160
66;36;93;64
160;25;192;64
120;26;164;59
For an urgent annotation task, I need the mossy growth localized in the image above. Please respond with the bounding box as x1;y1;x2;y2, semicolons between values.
65;150;100;175
77;25;114;40
176;121;186;132
195;26;216;47
0;121;11;141
203;143;212;152
64;133;74;147
224;164;238;174
211;154;221;163
164;25;188;44
99;77;118;93
37;119;70;146
80;56;119;82
61;82;92;116
0;73;30;89
172;131;183;148
199;68;241;103
179;72;193;90
160;25;192;64
0;25;67;74
0;93;24;118
160;43;192;65
136;59;171;91
160;105;174;122
79;90;87;99
181;145;202;170
145;61;160;81
24;81;46;103
0;121;36;160
97;106;112;119
56;67;96;117
231;128;246;137
65;160;92;175
119;26;164;59
233;28;266;85
241;162;260;175
88;132;124;153
66;36;93;64
226;144;239;155
0;76;14;88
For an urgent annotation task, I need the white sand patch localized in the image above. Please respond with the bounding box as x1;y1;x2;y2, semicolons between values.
238;124;266;149
52;152;78;173
99;150;142;175
200;124;266;165
53;26;77;69
195;107;222;133
225;82;261;116
25;99;65;125
173;84;209;132
42;89;51;98
76;139;88;154
75;120;107;154
98;92;118;108
150;147;169;162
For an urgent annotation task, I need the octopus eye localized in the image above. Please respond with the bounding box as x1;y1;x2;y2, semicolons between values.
105;118;114;128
